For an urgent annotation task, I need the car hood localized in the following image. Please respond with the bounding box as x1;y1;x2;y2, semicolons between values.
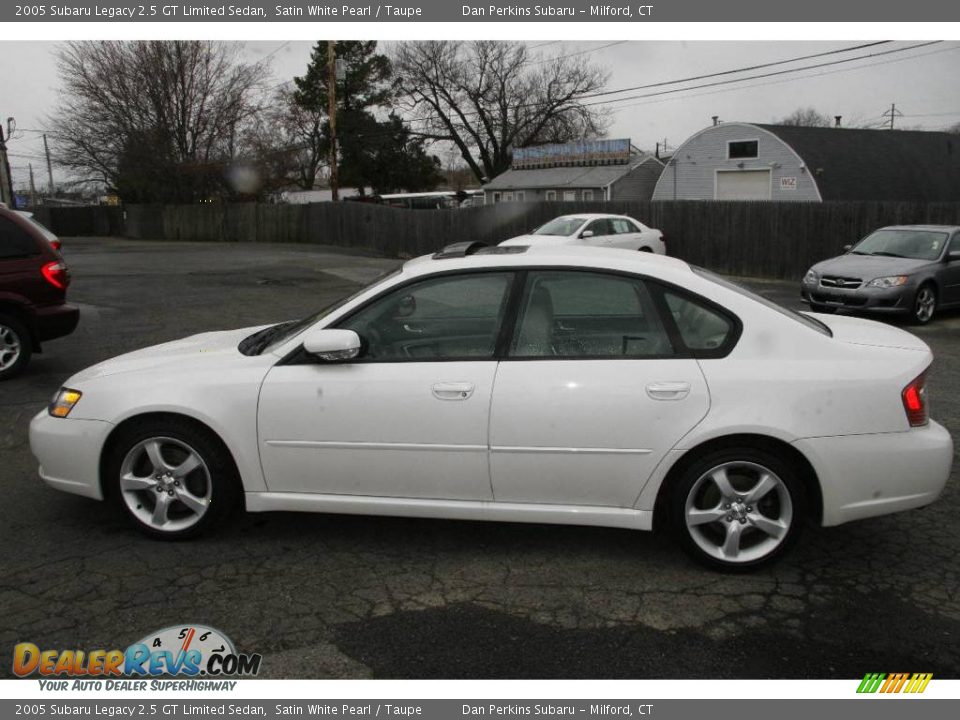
810;313;929;352
811;254;935;278
68;325;270;383
500;234;573;247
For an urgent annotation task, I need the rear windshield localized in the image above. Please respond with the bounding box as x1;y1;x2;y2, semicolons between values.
18;213;59;244
693;267;832;337
533;217;588;237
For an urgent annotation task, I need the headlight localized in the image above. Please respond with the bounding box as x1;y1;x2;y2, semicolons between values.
803;270;819;284
866;275;909;289
49;388;82;418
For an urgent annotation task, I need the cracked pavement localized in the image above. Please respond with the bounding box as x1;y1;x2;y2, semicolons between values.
1;237;958;679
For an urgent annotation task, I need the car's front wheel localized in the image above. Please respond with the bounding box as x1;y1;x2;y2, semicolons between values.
670;448;805;570
911;284;937;325
105;418;240;539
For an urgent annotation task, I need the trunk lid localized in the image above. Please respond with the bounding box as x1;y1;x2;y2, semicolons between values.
808;313;929;352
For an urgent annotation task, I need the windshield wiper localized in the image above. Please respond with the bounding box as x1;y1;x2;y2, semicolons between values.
870;251;906;258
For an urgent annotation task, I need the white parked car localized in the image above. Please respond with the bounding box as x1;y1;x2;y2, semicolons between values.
30;243;952;569
501;214;665;254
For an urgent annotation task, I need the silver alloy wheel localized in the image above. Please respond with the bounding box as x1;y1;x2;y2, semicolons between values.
119;437;212;532
915;286;936;323
0;323;22;372
684;461;794;564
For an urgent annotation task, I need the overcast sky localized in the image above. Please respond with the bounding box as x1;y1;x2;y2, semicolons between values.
2;39;958;188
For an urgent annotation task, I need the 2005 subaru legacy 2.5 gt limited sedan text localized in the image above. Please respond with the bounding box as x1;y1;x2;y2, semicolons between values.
30;242;954;569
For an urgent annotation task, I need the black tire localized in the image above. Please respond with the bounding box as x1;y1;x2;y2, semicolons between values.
0;313;32;381
668;446;806;571
910;283;937;325
103;416;241;540
638;247;653;253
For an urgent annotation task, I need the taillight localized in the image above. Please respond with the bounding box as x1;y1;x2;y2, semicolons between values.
41;261;69;290
902;371;928;427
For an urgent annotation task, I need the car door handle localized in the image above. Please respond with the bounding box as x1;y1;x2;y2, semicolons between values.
646;382;691;400
431;382;475;400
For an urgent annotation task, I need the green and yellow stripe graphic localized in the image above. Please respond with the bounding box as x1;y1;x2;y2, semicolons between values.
857;672;933;694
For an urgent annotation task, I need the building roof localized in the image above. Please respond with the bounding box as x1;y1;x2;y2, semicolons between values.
754;124;960;201
484;155;660;191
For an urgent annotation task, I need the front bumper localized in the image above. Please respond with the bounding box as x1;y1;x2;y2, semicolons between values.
29;410;112;500
800;282;913;314
794;421;953;526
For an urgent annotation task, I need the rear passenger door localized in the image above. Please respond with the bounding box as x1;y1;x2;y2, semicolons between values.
488;270;713;509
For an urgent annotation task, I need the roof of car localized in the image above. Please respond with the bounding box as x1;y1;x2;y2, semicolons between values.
879;224;960;232
551;213;633;221
403;243;690;278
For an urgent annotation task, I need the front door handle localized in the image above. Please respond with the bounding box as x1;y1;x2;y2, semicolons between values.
646;381;691;400
432;382;475;401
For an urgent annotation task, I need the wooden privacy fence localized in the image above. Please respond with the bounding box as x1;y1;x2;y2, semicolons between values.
40;200;960;280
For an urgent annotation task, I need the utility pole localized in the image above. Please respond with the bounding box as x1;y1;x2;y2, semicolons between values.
327;40;339;202
882;103;903;130
28;163;37;208
43;134;56;195
0;119;14;206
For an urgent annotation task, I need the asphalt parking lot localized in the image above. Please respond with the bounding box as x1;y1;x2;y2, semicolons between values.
1;237;959;679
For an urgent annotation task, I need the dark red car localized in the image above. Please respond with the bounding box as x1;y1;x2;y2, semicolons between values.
0;205;79;380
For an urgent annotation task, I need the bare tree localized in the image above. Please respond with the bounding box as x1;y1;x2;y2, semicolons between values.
393;41;609;183
254;84;329;190
778;107;834;127
51;41;268;202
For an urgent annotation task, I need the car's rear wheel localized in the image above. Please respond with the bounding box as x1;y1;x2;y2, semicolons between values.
105;418;240;539
670;448;805;570
911;284;937;325
0;313;31;381
638;247;653;253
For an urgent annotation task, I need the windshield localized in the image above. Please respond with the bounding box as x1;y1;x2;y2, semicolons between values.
533;217;588;237
693;267;832;337
850;229;948;261
239;267;402;356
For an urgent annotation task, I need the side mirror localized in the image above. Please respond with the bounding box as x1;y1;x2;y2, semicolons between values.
842;244;852;253
947;250;960;263
580;230;594;239
302;329;361;362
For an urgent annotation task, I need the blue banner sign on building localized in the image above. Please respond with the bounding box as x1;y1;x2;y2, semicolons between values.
513;139;632;169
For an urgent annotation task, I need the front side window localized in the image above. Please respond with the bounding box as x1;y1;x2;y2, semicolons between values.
583;219;613;237
510;271;673;358
338;272;513;361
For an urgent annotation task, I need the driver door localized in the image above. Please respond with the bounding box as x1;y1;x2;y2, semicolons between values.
257;271;516;500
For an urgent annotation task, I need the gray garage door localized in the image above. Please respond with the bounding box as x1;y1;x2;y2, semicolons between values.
715;170;772;200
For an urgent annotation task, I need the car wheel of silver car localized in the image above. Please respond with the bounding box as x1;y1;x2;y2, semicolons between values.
105;417;240;539
0;313;32;381
911;284;937;325
670;448;805;570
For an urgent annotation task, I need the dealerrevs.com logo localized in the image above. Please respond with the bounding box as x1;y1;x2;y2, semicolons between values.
856;673;933;694
13;624;262;679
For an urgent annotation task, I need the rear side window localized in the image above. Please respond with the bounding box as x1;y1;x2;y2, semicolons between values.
510;271;674;358
0;217;41;259
664;291;735;353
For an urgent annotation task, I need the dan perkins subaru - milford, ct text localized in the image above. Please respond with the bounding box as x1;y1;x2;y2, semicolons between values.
462;5;653;16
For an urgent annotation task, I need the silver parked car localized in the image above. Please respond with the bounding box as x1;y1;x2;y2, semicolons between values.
801;225;960;324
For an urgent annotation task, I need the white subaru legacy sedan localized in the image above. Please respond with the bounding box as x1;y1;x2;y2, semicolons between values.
30;243;952;569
